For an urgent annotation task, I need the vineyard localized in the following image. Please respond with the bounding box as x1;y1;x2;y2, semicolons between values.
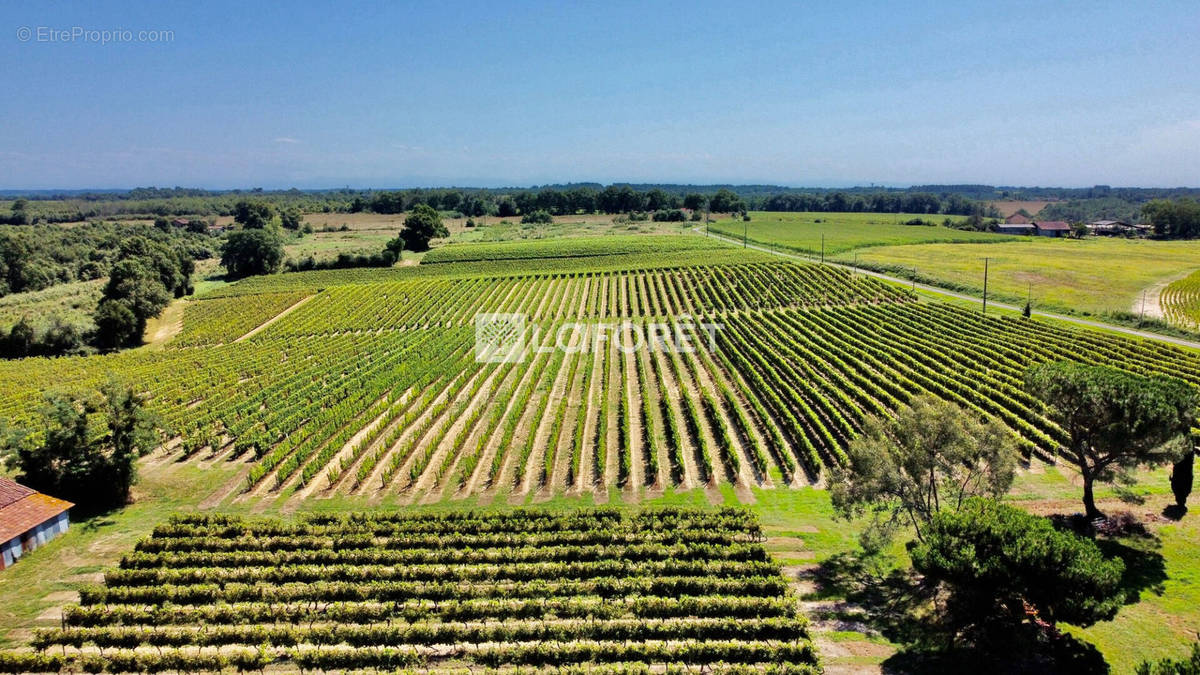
2;243;1200;506
422;234;728;264
1162;269;1200;331
0;508;820;673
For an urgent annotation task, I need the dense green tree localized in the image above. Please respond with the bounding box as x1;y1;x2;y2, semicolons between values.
1143;198;1200;239
829;396;1017;550
0;382;160;508
644;188;676;211
116;236;191;297
911;498;1125;647
93;299;141;349
399;204;448;252
3;318;36;357
708;188;746;214
279;206;304;230
1025;361;1199;518
384;235;406;259
232;200;275;229
683;193;708;211
103;260;171;327
496;197;518;218
220;228;284;277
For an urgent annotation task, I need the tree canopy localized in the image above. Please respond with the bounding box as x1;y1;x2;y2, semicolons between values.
911;497;1125;646
232;200;275;229
1143;198;1200;239
0;382;160;509
90;235;195;350
399;204;448;252
220;228;285;278
829;396;1017;550
1025;361;1198;518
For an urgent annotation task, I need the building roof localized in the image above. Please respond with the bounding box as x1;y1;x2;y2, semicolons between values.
0;478;73;543
997;222;1034;229
1004;213;1031;224
1034;221;1072;231
0;478;35;509
1089;220;1130;227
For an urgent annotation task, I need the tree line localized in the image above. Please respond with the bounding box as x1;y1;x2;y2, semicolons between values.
6;184;988;223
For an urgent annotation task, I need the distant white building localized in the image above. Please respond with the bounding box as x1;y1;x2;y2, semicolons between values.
0;477;73;571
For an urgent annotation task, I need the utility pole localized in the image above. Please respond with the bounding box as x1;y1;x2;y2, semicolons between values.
982;257;990;315
1140;290;1147;322
743;218;747;248
820;234;825;264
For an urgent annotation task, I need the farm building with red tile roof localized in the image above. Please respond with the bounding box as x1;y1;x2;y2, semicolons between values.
0;477;73;570
1034;221;1072;237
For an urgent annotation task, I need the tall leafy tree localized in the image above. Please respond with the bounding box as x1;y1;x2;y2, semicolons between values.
1026;361;1199;518
220;228;284;277
399;204;448;252
279;206;304;231
708;188;746;214
829;396;1017;550
93;299;141;350
0;382;160;508
232;200;275;229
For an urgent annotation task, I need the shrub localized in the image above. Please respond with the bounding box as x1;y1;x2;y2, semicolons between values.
521;210;554;224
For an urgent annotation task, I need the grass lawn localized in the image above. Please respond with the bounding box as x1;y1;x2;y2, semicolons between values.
850;237;1200;317
707;211;1008;255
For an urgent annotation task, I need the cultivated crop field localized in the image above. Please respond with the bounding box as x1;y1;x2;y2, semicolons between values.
3;235;1200;513
0;508;819;673
5;230;1200;671
707;211;1006;255
1162;269;1200;331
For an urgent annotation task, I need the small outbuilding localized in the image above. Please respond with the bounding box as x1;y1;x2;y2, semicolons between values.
1004;213;1032;225
996;222;1035;235
0;477;73;570
1033;221;1072;237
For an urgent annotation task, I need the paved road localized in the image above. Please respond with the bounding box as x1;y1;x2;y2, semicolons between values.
694;226;1200;351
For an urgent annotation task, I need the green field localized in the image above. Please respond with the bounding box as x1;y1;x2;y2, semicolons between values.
1;508;820;673
849;237;1200;317
708;211;1010;255
3;231;1200;672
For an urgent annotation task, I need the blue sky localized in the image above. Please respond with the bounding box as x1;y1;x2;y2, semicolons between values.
1;1;1198;189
